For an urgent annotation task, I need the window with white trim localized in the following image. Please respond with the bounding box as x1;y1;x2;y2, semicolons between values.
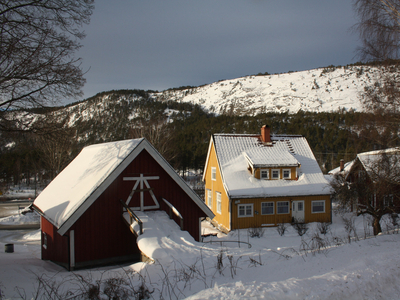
238;204;253;217
211;167;217;181
260;169;269;179
261;202;274;215
207;190;212;208
312;200;325;213
216;192;222;214
272;169;280;179
282;169;291;179
277;201;289;214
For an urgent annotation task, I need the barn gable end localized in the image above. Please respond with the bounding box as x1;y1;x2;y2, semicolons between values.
33;138;213;270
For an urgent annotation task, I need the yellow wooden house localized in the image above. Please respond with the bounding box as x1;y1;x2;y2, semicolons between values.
203;125;332;232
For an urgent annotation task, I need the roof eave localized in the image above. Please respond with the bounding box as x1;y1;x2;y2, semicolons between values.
253;163;299;168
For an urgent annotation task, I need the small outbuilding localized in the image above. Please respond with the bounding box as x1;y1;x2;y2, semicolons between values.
33;138;214;270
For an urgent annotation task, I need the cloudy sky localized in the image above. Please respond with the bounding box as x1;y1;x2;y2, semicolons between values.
73;1;361;103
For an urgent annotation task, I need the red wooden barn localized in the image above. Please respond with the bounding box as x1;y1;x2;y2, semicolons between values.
32;138;214;270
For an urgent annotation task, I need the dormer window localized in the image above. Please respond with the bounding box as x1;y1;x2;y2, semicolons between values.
271;169;280;179
282;169;291;179
260;169;269;179
243;148;299;181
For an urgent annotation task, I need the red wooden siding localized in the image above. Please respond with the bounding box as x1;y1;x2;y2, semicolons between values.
61;148;206;269
41;217;69;268
70;184;140;268
120;150;205;241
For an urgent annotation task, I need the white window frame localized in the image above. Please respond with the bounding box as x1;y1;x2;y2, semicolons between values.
277;201;290;214
271;169;280;180
216;192;222;214
311;200;325;213
207;190;212;208
282;169;291;179
260;169;269;179
211;167;217;181
238;204;253;218
261;202;274;215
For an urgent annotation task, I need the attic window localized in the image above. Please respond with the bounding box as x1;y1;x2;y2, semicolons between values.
211;167;216;181
271;169;280;179
260;169;269;179
282;169;291;179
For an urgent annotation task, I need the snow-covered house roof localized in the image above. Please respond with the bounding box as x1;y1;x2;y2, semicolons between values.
328;160;355;178
357;148;400;173
34;138;213;235
210;133;331;199
328;147;400;179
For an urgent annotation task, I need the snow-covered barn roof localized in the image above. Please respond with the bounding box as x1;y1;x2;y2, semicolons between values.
34;138;213;235
210;133;331;199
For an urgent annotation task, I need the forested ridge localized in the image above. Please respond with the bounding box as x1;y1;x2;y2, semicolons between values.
0;88;392;188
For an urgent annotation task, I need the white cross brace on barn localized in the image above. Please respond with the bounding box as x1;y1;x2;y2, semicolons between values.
123;174;160;211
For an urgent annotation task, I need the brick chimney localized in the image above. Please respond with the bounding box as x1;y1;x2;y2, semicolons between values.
261;125;271;143
340;159;344;172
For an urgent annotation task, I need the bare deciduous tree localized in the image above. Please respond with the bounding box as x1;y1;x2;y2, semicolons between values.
35;127;76;180
0;0;94;131
353;1;400;147
354;0;400;61
129;114;177;163
331;149;400;235
29;112;77;180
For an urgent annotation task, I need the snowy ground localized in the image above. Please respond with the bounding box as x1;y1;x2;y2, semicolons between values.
1;207;400;299
0;186;38;200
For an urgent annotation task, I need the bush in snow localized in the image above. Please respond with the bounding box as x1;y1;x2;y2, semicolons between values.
276;223;288;236
342;215;359;243
383;213;400;234
292;219;309;236
227;255;242;279
247;226;265;238
216;249;225;275
15;269;154;300
317;221;331;235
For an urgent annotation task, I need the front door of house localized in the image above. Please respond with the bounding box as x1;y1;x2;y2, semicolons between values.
292;200;305;222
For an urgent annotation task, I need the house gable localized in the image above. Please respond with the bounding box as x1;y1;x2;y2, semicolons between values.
203;138;231;232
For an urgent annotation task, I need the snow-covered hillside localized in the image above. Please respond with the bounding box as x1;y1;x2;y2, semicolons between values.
53;64;390;126
156;65;385;115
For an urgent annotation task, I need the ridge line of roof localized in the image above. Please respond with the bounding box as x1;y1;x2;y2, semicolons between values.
213;133;303;138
